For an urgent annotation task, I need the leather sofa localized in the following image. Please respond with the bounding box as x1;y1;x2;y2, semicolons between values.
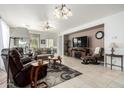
15;47;33;58
34;48;56;60
15;47;33;64
34;48;57;55
35;48;51;55
1;48;48;87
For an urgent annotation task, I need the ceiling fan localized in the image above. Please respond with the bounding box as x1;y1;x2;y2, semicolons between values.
41;21;55;31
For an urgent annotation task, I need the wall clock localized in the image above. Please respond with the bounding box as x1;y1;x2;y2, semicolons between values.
95;31;104;39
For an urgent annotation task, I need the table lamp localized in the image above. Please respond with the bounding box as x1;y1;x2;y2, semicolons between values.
110;42;118;55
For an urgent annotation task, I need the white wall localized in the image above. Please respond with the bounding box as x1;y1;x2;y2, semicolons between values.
10;27;30;47
59;11;124;70
57;36;63;56
104;12;124;54
0;18;10;70
104;11;124;68
10;27;29;38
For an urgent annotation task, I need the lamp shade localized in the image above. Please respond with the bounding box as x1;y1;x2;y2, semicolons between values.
109;42;118;48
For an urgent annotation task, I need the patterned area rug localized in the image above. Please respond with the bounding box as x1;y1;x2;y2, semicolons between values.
10;63;82;88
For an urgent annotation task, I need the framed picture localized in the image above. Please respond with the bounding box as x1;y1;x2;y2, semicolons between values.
41;40;46;44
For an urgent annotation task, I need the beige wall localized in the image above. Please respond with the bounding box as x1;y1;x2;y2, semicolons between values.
68;25;104;51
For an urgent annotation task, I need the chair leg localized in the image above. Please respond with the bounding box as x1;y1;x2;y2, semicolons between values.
95;58;98;63
59;59;62;65
81;58;89;64
59;60;62;66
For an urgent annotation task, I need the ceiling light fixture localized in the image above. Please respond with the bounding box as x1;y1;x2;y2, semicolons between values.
41;21;55;31
54;4;72;19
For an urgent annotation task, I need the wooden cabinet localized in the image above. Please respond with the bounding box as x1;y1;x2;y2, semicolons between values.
68;48;90;58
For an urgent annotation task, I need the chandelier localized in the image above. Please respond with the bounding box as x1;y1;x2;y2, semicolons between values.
41;21;55;31
54;4;72;19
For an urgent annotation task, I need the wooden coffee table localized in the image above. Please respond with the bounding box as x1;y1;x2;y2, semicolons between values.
48;56;62;69
30;59;48;88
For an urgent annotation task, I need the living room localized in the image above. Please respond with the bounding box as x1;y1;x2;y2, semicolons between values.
0;3;124;89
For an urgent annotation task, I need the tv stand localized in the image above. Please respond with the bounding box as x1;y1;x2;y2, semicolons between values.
75;51;81;58
68;47;89;59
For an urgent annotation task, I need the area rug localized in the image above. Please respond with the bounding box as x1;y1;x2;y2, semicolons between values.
10;63;82;88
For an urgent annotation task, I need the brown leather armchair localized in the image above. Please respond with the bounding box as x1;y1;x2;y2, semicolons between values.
1;48;48;87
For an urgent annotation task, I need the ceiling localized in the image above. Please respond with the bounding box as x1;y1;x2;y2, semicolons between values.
0;4;124;33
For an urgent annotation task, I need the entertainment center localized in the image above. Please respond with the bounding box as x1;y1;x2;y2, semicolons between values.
72;36;89;58
69;47;89;59
65;36;90;59
64;24;104;59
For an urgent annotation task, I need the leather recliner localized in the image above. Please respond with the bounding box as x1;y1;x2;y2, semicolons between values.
1;48;48;87
15;47;33;64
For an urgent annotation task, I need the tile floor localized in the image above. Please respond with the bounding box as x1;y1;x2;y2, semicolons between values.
53;56;124;88
0;56;124;88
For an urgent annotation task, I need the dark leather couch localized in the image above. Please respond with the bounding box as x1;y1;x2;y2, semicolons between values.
1;48;48;87
15;47;33;64
34;48;57;60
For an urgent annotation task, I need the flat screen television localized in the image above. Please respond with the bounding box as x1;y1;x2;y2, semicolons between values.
73;36;88;47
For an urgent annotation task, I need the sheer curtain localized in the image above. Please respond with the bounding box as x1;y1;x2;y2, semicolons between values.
0;19;10;70
30;34;40;49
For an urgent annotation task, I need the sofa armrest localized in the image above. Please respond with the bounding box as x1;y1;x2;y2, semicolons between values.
20;57;32;64
14;64;31;87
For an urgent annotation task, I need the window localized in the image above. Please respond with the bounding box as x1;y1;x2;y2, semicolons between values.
30;34;40;48
46;39;54;48
30;38;38;48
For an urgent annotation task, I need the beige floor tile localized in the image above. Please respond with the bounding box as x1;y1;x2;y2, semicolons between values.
107;80;124;88
54;56;124;88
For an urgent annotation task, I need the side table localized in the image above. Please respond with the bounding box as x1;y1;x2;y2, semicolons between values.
30;59;48;88
105;54;123;71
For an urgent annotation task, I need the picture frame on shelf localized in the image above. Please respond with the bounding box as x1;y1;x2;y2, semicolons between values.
41;39;46;44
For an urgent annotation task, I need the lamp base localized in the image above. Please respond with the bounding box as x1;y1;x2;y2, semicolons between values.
111;48;114;55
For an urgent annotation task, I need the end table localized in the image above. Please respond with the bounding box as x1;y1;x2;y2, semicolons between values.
30;59;48;88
